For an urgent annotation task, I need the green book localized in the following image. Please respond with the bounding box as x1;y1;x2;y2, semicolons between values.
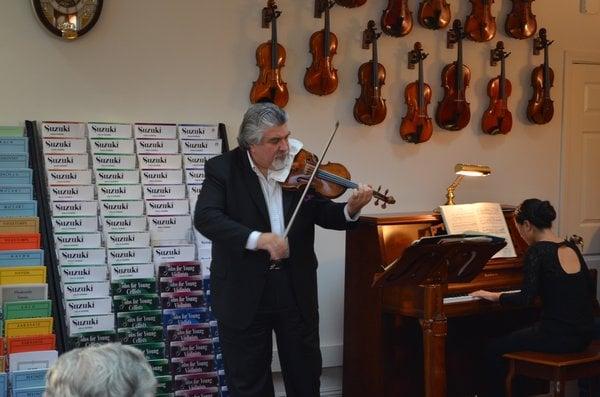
3;299;52;320
0;126;23;137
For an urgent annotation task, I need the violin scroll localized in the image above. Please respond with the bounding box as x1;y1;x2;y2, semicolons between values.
374;186;396;208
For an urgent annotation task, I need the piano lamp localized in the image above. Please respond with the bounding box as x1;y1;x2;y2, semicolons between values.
445;163;491;205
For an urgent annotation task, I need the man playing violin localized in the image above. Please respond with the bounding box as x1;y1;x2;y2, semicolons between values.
194;102;372;397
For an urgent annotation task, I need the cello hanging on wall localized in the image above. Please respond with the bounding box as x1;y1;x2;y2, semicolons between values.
527;28;554;124
417;0;451;30
482;41;512;135
249;0;289;108
353;20;387;126
400;42;433;144
304;0;339;96
436;20;471;131
505;0;537;39
381;0;413;37
464;0;496;42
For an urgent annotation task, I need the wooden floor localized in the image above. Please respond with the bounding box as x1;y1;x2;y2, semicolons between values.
272;366;585;397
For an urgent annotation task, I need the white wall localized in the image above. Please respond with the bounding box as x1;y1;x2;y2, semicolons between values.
2;0;599;367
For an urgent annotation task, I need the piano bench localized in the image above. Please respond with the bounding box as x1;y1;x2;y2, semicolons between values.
503;340;600;397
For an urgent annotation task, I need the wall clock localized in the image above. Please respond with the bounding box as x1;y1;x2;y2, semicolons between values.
31;0;103;40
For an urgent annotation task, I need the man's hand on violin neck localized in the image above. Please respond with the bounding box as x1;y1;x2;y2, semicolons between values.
257;233;289;261
347;184;374;218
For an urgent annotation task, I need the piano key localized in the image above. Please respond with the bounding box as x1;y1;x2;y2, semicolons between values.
443;289;521;304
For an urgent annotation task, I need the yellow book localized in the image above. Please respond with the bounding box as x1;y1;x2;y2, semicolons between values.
4;317;53;338
0;218;39;234
0;267;46;285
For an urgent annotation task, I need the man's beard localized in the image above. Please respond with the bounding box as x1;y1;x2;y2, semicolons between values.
269;152;289;171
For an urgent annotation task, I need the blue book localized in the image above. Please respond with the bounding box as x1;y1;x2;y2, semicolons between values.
0;138;27;153
0;153;28;169
0;250;44;267
0;185;33;201
12;387;45;397
0;201;37;217
9;369;47;390
0;169;32;185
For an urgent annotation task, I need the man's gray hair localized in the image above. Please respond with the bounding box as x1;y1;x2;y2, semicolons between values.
237;102;288;150
45;343;157;397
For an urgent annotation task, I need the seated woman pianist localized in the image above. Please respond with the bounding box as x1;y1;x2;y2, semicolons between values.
469;198;596;397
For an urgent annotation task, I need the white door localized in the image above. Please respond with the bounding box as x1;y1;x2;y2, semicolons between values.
560;52;600;256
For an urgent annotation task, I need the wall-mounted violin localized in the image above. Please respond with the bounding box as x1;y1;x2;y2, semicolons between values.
465;0;496;42
353;21;387;126
527;28;554;124
505;0;537;39
304;0;338;96
418;0;451;30
249;0;289;108
381;0;413;37
436;20;471;131
400;42;433;144
482;41;512;135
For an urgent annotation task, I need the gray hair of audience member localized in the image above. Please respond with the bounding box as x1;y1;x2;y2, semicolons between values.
44;343;157;397
237;102;288;150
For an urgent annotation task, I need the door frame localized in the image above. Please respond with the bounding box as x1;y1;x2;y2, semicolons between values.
559;50;600;265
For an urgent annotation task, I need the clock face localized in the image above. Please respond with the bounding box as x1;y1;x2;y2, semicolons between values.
32;0;103;39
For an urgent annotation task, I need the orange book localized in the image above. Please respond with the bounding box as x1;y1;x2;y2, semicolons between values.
0;233;41;250
7;334;56;354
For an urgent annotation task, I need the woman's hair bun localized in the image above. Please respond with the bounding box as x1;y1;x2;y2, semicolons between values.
515;198;556;229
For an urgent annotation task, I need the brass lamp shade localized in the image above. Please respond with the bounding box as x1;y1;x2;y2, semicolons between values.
445;163;492;205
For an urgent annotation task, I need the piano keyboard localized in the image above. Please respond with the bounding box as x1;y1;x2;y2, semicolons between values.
443;289;521;304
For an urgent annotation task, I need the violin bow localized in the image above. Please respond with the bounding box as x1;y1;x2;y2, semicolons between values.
282;121;340;239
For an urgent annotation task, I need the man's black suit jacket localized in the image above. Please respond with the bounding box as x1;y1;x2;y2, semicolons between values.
194;147;354;330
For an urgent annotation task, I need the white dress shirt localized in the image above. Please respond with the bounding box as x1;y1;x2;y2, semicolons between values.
245;139;359;250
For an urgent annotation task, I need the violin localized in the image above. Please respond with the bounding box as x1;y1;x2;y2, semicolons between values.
418;0;451;30
381;0;413;37
482;41;512;135
505;0;537;39
464;0;496;42
249;0;289;108
335;0;366;8
353;20;387;126
400;42;433;144
304;0;338;96
436;20;471;131
282;148;396;208
527;28;554;125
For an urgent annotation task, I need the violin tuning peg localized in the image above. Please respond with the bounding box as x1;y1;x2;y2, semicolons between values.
377;185;382;193
382;202;387;209
374;198;380;207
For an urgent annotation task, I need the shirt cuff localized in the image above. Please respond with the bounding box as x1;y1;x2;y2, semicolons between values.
245;231;261;250
344;204;360;222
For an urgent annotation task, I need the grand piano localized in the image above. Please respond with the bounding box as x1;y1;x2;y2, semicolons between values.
342;209;535;397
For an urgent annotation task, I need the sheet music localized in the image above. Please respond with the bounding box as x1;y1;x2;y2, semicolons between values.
439;202;517;258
